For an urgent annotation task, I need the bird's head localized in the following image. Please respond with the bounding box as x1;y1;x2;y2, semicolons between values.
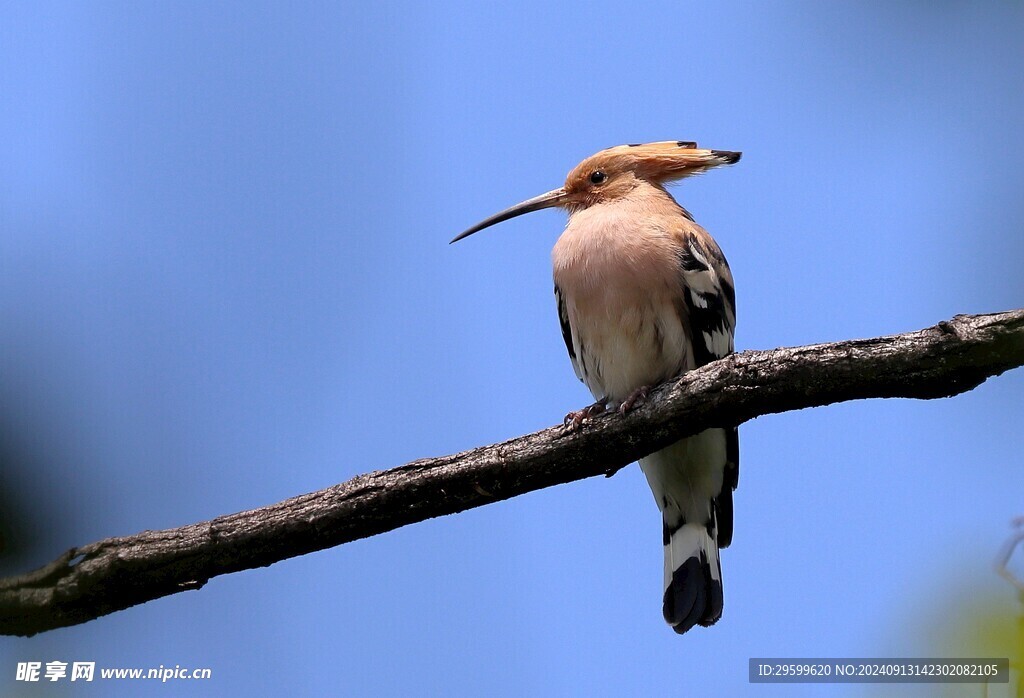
451;141;740;243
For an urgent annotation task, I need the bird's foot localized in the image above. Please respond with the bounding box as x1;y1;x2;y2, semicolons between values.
619;385;651;414
563;400;607;429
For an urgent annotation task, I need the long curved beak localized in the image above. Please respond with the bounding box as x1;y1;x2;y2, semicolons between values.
450;187;569;244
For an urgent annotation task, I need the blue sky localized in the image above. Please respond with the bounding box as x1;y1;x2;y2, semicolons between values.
2;2;1022;696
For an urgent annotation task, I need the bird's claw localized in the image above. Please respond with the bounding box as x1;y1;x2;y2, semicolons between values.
563;401;607;429
619;385;651;413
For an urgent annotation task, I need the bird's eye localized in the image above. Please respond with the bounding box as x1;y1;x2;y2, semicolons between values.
590;170;607;185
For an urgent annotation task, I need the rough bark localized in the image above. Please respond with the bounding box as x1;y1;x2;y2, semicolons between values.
1;309;1022;636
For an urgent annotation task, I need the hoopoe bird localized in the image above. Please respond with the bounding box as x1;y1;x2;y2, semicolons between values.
452;141;741;634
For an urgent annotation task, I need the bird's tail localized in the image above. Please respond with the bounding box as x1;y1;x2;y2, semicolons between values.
640;429;734;635
662;520;723;634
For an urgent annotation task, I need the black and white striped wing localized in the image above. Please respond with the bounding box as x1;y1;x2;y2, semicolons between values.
678;230;739;548
678;232;736;367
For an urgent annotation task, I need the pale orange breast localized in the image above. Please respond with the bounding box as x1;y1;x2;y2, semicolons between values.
552;199;692;403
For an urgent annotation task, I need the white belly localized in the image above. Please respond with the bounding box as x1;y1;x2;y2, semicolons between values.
570;291;689;403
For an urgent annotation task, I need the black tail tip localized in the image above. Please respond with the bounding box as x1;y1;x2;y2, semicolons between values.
711;150;742;165
663;555;724;635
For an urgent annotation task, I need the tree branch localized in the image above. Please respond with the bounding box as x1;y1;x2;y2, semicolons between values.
2;310;1022;636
